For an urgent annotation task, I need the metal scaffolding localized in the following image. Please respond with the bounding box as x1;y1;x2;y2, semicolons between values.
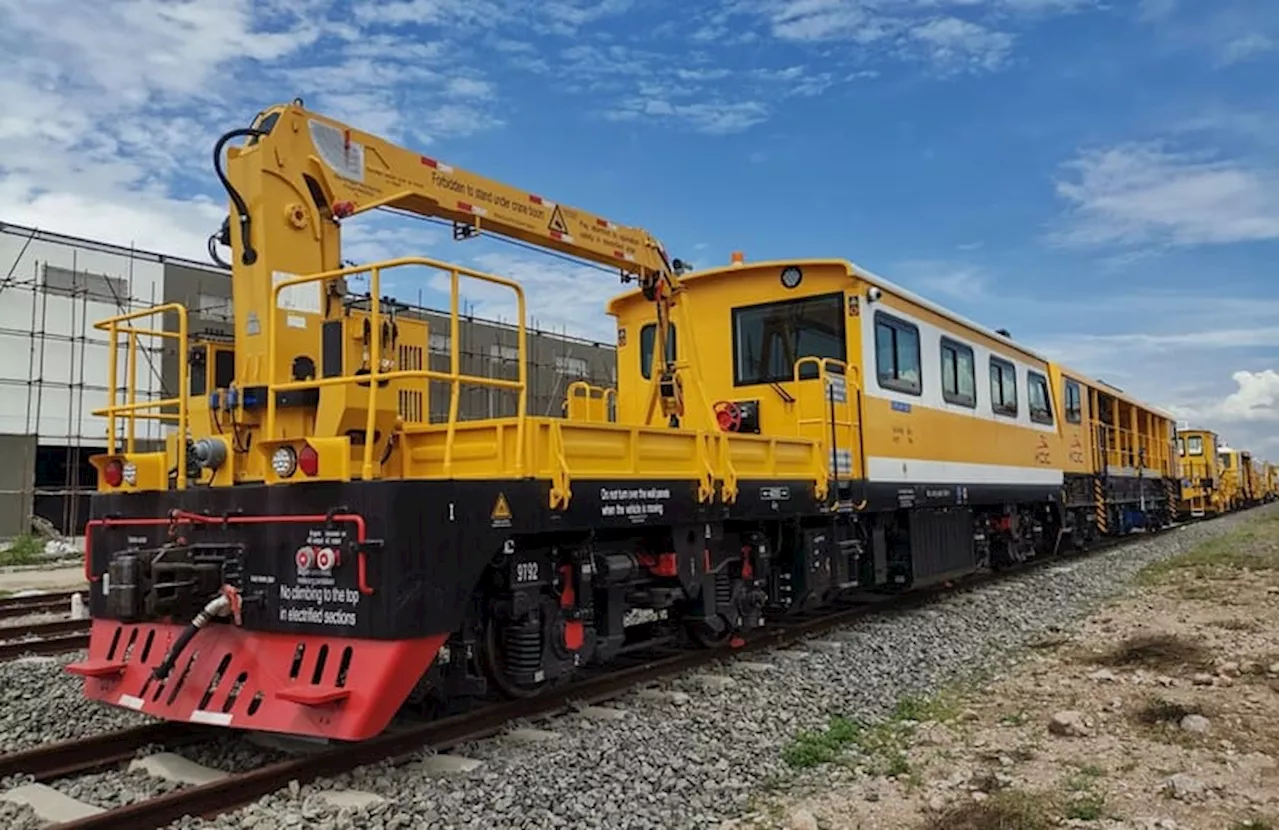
0;223;618;537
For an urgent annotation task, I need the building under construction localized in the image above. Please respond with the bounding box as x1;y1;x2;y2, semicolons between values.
0;221;617;539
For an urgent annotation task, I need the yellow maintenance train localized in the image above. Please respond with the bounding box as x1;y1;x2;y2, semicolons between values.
67;101;1247;743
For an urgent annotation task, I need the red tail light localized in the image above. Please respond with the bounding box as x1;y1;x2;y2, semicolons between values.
298;443;319;477
103;459;124;487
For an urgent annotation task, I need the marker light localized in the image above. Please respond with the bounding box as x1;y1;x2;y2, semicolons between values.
298;443;320;477
272;446;298;478
103;459;124;488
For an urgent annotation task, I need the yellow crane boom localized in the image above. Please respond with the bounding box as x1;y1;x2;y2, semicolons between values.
213;98;684;425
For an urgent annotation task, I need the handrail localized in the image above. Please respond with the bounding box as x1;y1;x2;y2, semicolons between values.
266;256;527;481
92;303;190;490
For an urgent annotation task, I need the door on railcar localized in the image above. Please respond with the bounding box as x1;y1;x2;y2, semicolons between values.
731;291;865;492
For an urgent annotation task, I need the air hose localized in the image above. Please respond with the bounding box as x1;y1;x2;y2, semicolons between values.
151;587;242;681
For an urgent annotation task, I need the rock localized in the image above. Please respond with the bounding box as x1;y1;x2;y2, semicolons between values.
1087;669;1117;682
927;795;947;812
1179;714;1210;733
1268;662;1279;676
971;791;988;802
1156;675;1175;687
1163;773;1205;801
1191;673;1214;686
1048;710;1089;737
1216;661;1240;677
786;808;818;830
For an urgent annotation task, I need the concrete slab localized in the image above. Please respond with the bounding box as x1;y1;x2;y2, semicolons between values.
1;783;104;823
690;673;737;692
317;790;387;809
128;753;230;786
419;754;484;775
637;689;691;705
505;728;561;744
0;565;88;594
578;705;628;721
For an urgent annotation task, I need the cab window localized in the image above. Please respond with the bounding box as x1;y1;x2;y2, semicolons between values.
940;337;975;407
873;311;921;395
1186;435;1203;456
989;357;1017;417
733;293;845;385
639;323;676;380
1219;452;1232;468
1064;379;1082;424
1028;371;1053;425
1177;437;1185;456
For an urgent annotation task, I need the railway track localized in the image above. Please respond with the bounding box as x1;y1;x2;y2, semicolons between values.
0;591;90;661
0;590;81;620
0;511;1230;830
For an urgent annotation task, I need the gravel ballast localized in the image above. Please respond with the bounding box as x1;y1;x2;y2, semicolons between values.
0;509;1267;829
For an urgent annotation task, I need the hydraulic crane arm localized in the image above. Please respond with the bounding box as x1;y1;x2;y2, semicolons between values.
213;99;685;424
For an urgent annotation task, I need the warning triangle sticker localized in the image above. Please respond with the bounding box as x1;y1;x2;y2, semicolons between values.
491;492;512;521
547;204;569;235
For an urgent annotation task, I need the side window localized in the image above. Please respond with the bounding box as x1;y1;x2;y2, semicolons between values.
1028;371;1054;425
1177;437;1185;456
874;312;921;395
1187;435;1203;455
1064;379;1082;424
989;357;1017;417
939;337;975;408
639;323;676;380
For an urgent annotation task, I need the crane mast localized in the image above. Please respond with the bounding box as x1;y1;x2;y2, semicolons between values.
212;99;685;441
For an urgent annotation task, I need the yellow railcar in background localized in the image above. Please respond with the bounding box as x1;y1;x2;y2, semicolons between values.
1176;428;1224;518
1265;463;1278;502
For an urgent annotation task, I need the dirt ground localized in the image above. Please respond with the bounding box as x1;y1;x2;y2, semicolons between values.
727;509;1279;830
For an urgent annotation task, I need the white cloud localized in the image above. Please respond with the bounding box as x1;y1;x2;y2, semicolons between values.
605;99;771;134
1219;33;1275;65
1166;369;1280;460
893;260;992;300
907;16;1013;73
1050;143;1278;248
739;0;1091;73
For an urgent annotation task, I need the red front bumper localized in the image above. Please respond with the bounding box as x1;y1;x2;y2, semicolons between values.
67;619;447;741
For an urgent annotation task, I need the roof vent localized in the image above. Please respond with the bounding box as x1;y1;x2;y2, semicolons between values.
995;328;1011;338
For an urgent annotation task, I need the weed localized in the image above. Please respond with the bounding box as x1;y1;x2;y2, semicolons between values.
1133;695;1205;727
893;691;959;724
882;752;911;777
1231;819;1275;830
1089;633;1208;671
781;716;862;769
922;789;1058;830
998;710;1029;726
0;534;42;566
1211;618;1259;632
1063;791;1106;821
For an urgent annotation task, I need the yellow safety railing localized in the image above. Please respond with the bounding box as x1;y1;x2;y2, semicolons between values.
93;303;190;490
563;381;616;422
266;257;528;481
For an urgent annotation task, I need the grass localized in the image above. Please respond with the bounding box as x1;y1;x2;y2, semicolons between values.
1138;512;1279;585
1061;764;1107;821
0;534;43;566
781;689;961;773
781;715;862;769
921;790;1058;830
1231;819;1276;830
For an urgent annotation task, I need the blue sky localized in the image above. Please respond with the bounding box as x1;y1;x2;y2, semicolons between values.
1;0;1276;456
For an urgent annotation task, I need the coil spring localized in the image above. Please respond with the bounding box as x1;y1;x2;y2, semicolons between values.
502;621;543;676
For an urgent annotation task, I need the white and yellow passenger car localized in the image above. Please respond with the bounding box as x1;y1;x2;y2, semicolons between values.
609;256;1174;582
